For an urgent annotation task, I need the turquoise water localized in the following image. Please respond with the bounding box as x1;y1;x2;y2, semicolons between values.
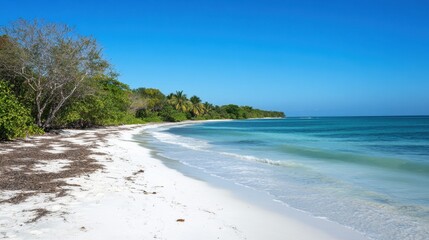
138;117;429;240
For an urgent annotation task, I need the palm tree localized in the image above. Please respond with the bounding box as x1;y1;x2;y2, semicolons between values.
190;95;205;117
168;91;191;112
203;101;214;113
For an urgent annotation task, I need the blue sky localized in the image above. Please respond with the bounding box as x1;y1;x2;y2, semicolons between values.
1;0;428;116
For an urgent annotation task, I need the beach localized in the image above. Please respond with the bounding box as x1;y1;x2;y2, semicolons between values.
0;122;370;240
1;2;427;239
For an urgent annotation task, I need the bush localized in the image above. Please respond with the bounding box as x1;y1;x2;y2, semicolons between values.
136;109;158;119
116;113;145;125
57;75;141;127
159;105;188;122
168;112;188;122
0;81;42;140
141;116;163;123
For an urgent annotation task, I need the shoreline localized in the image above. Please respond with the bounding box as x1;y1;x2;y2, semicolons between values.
134;122;368;240
0;122;367;239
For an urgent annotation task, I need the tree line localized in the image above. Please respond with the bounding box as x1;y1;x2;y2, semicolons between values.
0;19;284;140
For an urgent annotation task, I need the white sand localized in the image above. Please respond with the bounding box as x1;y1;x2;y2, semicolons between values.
0;124;368;240
32;159;72;173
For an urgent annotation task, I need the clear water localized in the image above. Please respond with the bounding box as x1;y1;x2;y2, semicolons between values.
136;117;429;240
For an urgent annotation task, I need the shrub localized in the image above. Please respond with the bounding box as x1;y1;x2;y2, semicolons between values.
159;105;188;122
0;81;42;140
136;109;159;119
57;75;140;127
141;116;163;123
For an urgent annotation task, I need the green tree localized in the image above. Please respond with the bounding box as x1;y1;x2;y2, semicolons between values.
168;90;191;112
0;35;32;107
189;95;206;117
57;75;134;127
203;102;214;112
131;88;166;113
0;19;108;129
159;105;187;122
222;104;244;119
0;81;42;140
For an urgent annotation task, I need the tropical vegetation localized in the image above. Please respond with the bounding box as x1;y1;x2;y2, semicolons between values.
0;19;284;140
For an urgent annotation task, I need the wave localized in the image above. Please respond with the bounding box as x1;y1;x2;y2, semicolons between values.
152;129;303;169
152;126;429;175
277;144;429;175
211;139;267;146
142;118;429;240
151;131;209;151
219;152;302;168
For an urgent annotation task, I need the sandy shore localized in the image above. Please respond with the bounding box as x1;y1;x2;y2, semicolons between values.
0;123;367;240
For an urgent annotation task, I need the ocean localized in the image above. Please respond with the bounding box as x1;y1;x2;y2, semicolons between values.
135;116;429;240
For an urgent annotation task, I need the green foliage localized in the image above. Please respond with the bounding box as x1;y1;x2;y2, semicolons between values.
1;19;285;131
134;88;285;123
189;95;205;117
0;20;109;129
159;105;187;122
135;109;163;122
221;104;245;119
0;81;42;140
117;113;146;125
135;88;166;111
168;91;192;112
130;88;169;123
57;75;142;127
